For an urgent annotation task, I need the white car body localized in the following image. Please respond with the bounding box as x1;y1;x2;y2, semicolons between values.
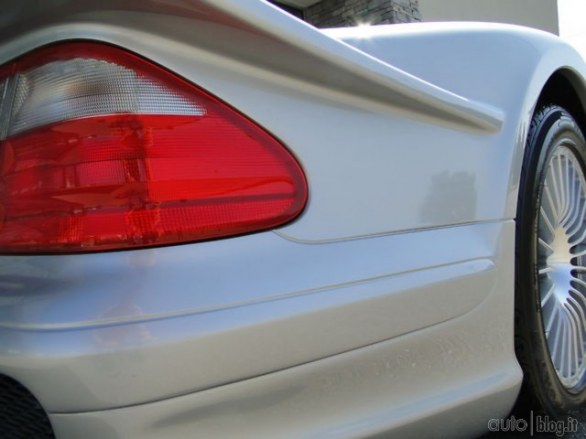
1;0;586;437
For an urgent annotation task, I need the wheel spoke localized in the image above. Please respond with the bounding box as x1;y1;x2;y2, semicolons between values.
570;223;586;246
544;184;561;223
540;206;557;236
549;162;564;221
571;278;586;290
539;266;553;276
568;200;586;238
546;305;559;335
564;155;574;220
557;155;568;219
564;304;582;373
561;312;569;377
572;248;586;258
539;238;555;254
562;165;581;228
567;299;586;354
553;312;565;372
541;282;555;306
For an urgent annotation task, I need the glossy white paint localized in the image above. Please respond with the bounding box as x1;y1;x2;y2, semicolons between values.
0;0;585;437
50;271;520;438
0;222;504;412
326;21;586;227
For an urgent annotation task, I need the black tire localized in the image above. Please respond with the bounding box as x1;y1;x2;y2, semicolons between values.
516;104;586;416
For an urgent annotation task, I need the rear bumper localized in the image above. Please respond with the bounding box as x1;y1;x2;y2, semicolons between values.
0;221;522;437
49;319;522;439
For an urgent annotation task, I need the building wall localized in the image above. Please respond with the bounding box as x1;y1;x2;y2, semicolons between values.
304;0;421;28
418;0;559;34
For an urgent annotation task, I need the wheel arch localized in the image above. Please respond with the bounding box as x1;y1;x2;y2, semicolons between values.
535;68;586;138
510;67;586;219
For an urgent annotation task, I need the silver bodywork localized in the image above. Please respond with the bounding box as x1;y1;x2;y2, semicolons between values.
1;0;586;437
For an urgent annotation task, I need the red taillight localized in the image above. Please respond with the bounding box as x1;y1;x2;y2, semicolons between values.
0;43;307;253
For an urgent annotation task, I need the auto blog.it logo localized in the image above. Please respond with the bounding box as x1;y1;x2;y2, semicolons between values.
488;412;578;437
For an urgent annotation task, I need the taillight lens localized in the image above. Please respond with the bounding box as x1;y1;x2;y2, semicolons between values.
0;42;307;253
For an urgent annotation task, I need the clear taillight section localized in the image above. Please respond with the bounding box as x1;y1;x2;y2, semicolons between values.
0;43;307;253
